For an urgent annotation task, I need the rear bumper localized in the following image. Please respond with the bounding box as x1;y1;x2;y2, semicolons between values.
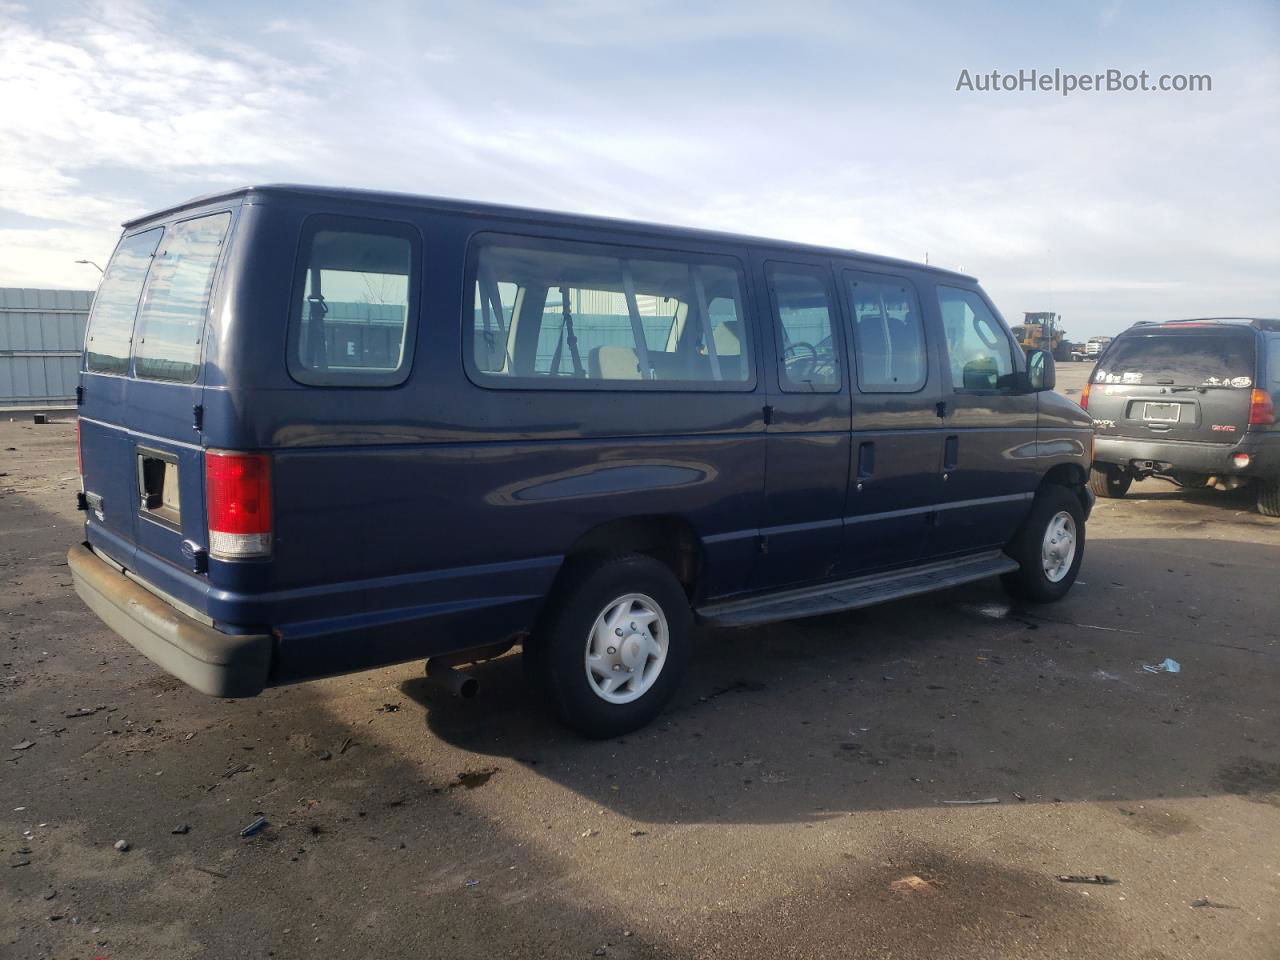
1094;435;1276;477
68;543;272;697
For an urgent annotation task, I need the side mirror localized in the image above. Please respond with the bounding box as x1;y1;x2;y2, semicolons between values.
1027;348;1056;392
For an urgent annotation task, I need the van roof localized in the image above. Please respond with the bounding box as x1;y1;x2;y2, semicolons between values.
123;183;977;283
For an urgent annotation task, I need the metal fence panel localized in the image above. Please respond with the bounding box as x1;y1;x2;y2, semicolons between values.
0;287;92;407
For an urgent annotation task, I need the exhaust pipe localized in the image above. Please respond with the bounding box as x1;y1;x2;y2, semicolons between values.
424;659;478;699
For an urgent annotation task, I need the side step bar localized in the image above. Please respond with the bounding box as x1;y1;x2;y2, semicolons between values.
696;550;1019;628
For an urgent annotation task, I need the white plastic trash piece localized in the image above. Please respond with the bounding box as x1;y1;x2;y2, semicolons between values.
1142;658;1181;674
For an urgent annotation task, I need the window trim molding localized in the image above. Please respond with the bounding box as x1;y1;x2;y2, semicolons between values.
285;213;422;389
460;231;758;394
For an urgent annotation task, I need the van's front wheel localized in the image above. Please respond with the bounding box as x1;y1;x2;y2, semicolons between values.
1001;485;1086;603
525;554;691;738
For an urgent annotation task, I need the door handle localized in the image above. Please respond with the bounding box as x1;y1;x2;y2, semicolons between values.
856;441;875;489
943;435;959;474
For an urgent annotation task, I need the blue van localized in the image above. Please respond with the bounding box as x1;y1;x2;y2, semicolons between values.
69;185;1093;737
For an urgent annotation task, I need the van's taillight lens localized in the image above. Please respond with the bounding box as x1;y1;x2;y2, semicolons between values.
206;451;272;560
1079;382;1091;411
1248;388;1276;426
75;418;83;476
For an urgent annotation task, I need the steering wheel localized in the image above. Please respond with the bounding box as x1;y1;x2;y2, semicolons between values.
782;341;818;381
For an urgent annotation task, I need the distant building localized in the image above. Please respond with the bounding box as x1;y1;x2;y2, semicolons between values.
0;288;93;408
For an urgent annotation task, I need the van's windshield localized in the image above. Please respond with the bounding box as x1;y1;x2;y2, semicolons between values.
1095;334;1256;387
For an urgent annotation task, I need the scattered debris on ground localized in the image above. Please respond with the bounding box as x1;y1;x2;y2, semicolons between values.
239;816;268;838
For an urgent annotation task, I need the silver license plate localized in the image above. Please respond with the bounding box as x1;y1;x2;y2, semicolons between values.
1143;402;1180;423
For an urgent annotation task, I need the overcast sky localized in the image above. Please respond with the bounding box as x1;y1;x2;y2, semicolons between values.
1;0;1276;338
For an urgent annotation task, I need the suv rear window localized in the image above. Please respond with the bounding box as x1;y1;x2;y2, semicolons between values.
1096;334;1256;387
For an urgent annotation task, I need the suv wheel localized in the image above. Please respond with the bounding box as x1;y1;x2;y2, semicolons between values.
1258;476;1280;517
1001;485;1086;603
524;553;692;738
1088;464;1132;499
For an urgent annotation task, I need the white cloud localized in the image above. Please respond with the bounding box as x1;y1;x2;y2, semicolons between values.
0;0;317;279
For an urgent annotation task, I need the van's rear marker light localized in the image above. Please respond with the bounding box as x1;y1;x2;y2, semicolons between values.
205;451;272;560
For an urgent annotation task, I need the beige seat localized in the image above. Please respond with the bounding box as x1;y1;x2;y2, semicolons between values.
589;345;642;380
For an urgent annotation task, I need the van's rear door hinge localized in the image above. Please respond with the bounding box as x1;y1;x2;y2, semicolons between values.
75;385;84;406
192;404;203;431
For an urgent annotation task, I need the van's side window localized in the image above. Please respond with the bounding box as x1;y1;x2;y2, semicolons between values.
766;264;840;392
844;274;927;392
84;228;162;375
468;238;752;389
937;285;1016;392
134;213;231;382
288;217;418;387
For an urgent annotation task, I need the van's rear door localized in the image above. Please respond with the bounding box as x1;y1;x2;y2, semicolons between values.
80;211;235;611
1088;327;1258;444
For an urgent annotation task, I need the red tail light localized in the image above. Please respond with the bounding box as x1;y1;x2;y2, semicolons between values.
1248;388;1275;426
1079;382;1091;411
206;451;272;560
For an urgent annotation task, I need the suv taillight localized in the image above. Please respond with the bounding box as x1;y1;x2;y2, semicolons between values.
206;451;272;560
1079;382;1091;411
1248;389;1276;426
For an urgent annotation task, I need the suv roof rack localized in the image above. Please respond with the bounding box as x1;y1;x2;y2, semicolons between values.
1130;317;1280;332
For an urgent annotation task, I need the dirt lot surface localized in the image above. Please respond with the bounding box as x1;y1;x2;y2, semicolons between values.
2;387;1278;959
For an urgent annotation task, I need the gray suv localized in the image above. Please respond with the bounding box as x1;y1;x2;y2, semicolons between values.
1083;318;1280;515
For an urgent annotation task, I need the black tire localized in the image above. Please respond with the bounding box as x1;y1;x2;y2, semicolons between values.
1088;464;1131;499
524;553;692;739
1258;476;1280;517
1001;485;1086;603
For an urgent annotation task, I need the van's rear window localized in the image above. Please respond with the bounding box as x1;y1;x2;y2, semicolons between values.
84;228;162;374
287;217;418;387
1096;334;1256;387
134;213;231;382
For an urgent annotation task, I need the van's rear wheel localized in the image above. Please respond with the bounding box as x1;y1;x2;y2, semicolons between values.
525;553;691;738
1258;476;1280;517
1088;464;1131;499
1001;485;1086;603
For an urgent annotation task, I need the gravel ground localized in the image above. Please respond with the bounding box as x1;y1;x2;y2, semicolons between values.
2;378;1277;959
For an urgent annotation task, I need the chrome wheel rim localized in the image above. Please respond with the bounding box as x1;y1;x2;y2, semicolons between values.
584;593;668;704
1041;510;1077;583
